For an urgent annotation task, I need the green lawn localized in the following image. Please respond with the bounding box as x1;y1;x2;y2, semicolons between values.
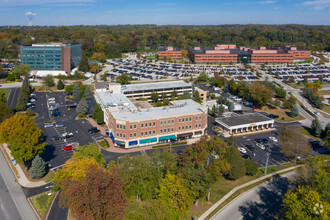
0;88;10;101
30;191;55;217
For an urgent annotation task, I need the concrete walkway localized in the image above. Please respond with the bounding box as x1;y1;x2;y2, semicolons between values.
198;165;300;220
1;144;47;188
0;147;38;220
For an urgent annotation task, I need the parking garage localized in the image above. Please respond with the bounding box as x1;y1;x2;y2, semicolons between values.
215;112;274;136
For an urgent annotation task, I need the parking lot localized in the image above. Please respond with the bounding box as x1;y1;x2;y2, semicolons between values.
33;91;103;168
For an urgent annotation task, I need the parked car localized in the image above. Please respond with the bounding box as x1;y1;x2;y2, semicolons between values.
44;123;53;128
48;97;55;101
256;143;265;150
51;136;62;141
238;147;247;154
51;110;60;117
62;132;73;139
269;136;278;142
105;129;109;136
88;127;100;134
55;123;64;128
245;145;255;151
63;145;73;151
48;100;56;104
242;154;252;159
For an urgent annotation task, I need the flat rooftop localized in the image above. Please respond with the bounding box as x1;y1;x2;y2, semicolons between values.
112;99;205;121
159;47;181;52
217;113;273;127
29;43;77;47
122;81;192;93
189;48;289;55
96;91;136;111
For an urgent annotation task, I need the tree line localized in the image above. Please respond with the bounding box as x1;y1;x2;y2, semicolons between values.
0;24;329;59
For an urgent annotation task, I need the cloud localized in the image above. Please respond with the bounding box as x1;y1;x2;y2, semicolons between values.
0;0;95;6
25;12;37;16
303;0;330;10
250;1;277;4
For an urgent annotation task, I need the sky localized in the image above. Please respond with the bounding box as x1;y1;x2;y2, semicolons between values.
0;0;330;26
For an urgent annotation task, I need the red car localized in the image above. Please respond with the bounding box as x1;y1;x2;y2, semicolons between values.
63;145;73;151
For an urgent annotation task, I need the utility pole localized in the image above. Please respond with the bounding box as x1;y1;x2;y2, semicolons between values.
264;151;270;175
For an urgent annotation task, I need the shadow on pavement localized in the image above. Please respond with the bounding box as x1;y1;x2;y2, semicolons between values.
238;175;293;220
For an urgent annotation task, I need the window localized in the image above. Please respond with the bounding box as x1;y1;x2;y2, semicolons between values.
116;133;119;137
186;117;188;122
130;125;132;130
149;122;152;127
153;122;156;126
190;117;192;121
160;129;163;134
182;118;185;122
168;128;170;132
179;127;181;131
196;124;198;128
134;124;137;129
168;120;171;124
145;123;148;128
199;124;201;128
164;121;167;125
130;133;132;138
123;134;125;138
196;116;198;121
134;133;136;137
172;120;174;124
164;129;167;133
116;125;119;129
123;125;125;130
189;125;192;129
145;131;147;136
120;133;122;138
171;128;174;132
160;121;163;126
153;130;155;135
149;131;151;135
120;125;122;129
186;126;188;130
199;116;202;120
179;119;181;123
141;124;144;128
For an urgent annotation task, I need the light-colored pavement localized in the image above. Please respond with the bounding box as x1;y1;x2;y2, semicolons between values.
211;171;296;220
0;148;38;220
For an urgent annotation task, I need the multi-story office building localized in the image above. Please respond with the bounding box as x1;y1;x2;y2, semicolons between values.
158;47;182;61
20;43;81;74
95;81;207;148
283;46;311;60
188;45;309;64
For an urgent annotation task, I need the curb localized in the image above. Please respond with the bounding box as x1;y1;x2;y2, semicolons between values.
27;197;42;220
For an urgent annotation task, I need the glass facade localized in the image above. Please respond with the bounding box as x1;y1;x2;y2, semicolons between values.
70;44;82;68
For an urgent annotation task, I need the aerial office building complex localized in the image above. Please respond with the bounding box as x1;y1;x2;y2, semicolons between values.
188;44;310;64
95;81;207;148
158;47;182;61
20;43;81;74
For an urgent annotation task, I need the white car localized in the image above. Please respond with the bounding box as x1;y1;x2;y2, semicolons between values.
237;147;247;154
48;97;55;101
48;100;55;104
44;123;53;128
55;123;64;128
269;136;278;142
256;143;265;150
62;132;73;138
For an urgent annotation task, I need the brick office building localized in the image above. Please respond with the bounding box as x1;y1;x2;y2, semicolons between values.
158;47;182;61
95;82;207;148
283;46;311;60
188;44;309;64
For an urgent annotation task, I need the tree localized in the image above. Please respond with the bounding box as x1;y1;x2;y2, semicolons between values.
73;143;106;165
116;73;131;85
0;115;46;163
72;84;82;101
193;91;201;103
0;63;5;78
228;102;234;112
16;76;31;111
284;95;297;109
197;72;209;82
60;165;127;220
151;92;159;103
225;146;246;180
311;118;322;137
76;98;88;114
101;73;107;81
249;82;274;106
289;104;299;117
13;64;31;77
84;86;93;98
57;79;65;90
157;172;193;218
43;74;55;87
78;55;90;72
0;101;13;123
244;159;258;176
29;155;46;179
92;104;104;124
278;126;311;164
282;186;329;220
219;105;225;113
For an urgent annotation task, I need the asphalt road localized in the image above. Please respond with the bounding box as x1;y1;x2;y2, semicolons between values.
6;87;20;109
212;171;296;220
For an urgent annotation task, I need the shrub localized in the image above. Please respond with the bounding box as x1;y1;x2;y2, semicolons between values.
25;109;35;116
99;139;110;149
78;113;86;118
244;159;259;176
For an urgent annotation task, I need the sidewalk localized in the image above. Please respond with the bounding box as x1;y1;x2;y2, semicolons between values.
198;165;300;220
0;146;38;220
1;143;47;188
85;118;198;153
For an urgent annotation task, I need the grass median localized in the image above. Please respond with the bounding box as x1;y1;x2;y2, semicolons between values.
30;191;56;218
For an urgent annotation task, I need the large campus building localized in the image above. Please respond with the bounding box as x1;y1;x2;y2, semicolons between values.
188;45;310;64
158;47;182;61
95;81;208;148
20;43;81;74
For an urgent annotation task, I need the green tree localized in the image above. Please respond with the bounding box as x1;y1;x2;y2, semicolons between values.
84;86;93;98
151;92;159;103
16;75;32;111
197;72;209;82
0;115;46;163
92;104;104;124
76;98;88;114
124;199;171;220
228;102;234;112
78;55;90;72
13;64;31;77
29;155;46;179
311;118;322;137
101;73;107;81
73;143;105;165
116;73;131;85
0;63;5;78
43;75;55;87
157;172;193;218
193;91;201;103
290;104;299;117
72;84;82;101
225;146;246;180
0;101;13;123
244;159;258;176
57;79;65;90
